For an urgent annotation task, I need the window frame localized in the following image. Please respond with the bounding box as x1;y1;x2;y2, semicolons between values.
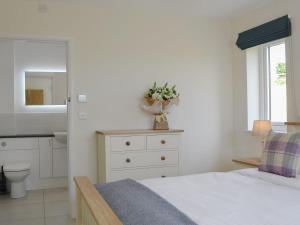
258;38;291;125
246;37;295;132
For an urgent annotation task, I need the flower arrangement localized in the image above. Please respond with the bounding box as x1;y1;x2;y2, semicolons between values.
141;82;180;130
145;82;179;102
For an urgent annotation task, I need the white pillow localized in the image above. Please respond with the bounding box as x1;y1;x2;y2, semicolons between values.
235;168;300;191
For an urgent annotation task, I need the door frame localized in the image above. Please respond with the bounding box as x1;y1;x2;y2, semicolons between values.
0;34;74;214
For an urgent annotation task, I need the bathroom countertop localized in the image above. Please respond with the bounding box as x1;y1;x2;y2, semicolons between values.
0;134;55;138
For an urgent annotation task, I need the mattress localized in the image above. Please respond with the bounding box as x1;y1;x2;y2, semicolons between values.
139;169;300;225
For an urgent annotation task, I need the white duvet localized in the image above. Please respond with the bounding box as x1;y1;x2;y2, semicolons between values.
139;169;300;225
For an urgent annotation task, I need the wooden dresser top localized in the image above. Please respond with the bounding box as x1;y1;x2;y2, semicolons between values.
96;129;184;135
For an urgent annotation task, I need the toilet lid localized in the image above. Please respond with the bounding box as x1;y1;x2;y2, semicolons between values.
4;162;31;172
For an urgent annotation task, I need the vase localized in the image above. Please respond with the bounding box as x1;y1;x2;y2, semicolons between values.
153;114;169;130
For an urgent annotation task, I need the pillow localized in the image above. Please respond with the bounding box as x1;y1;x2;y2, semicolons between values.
259;132;300;178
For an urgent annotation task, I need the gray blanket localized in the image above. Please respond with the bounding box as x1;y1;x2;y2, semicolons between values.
95;179;197;225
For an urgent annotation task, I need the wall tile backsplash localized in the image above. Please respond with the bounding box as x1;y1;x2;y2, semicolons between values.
0;113;67;135
0;113;15;135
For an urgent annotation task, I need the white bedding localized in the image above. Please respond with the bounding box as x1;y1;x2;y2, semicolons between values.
139;169;300;225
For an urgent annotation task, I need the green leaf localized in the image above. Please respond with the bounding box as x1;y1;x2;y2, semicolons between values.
153;82;157;89
274;63;286;86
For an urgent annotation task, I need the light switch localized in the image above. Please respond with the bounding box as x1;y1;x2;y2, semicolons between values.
78;94;88;103
79;112;88;120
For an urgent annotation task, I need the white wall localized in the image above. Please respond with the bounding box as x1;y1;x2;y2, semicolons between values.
0;0;234;216
231;0;300;157
0;40;15;135
0;40;14;113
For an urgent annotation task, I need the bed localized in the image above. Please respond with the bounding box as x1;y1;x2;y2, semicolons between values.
75;122;300;225
74;168;300;225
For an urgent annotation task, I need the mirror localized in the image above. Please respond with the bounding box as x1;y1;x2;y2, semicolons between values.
25;72;67;106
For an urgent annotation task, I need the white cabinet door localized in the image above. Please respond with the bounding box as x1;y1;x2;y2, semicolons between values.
39;138;53;178
53;148;68;177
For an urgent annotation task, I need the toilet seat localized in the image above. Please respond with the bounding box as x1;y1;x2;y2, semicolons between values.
4;163;31;172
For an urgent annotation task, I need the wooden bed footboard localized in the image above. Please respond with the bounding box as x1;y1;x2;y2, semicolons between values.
74;177;123;225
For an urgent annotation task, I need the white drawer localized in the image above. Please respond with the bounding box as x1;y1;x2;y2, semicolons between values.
110;151;178;169
109;166;178;182
110;136;145;152
0;138;38;151
147;135;179;150
146;151;178;167
111;152;146;168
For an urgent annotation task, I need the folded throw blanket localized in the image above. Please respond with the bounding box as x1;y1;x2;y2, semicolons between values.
95;179;197;225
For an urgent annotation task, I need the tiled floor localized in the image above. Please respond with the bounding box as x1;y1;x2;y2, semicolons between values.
0;188;75;225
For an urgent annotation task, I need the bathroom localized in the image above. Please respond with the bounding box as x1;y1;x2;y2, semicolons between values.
0;38;69;213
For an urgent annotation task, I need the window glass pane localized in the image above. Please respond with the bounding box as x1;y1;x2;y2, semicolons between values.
269;43;287;122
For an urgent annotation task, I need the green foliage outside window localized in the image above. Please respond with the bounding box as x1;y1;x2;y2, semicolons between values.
274;63;286;86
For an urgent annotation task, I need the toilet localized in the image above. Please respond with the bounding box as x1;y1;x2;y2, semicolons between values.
3;162;31;198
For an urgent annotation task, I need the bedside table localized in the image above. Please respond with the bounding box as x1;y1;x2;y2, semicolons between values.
232;157;261;169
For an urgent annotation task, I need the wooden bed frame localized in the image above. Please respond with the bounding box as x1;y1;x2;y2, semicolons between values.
74;177;122;225
74;122;300;225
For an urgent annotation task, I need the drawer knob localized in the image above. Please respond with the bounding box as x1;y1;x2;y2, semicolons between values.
1;142;7;147
125;141;131;146
126;158;131;163
161;156;166;161
161;140;166;144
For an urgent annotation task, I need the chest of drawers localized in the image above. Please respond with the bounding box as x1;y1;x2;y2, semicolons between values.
96;129;184;183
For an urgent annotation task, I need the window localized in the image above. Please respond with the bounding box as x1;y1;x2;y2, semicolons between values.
264;40;287;122
246;38;290;130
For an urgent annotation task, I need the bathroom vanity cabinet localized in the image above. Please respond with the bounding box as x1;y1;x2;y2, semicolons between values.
39;137;68;178
0;136;68;190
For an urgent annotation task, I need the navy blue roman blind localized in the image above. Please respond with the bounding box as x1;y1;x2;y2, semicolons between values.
236;15;291;50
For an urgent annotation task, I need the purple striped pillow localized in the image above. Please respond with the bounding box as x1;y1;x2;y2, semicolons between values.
259;132;300;177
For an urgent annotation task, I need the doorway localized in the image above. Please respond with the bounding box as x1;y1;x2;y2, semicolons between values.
0;37;73;224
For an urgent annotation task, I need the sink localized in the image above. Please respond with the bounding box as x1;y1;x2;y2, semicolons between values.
53;131;67;144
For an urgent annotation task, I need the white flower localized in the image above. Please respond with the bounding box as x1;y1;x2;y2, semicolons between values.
152;93;162;100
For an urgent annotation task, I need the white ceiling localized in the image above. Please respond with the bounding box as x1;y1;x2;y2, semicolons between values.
24;0;276;19
135;0;276;18
192;0;275;18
